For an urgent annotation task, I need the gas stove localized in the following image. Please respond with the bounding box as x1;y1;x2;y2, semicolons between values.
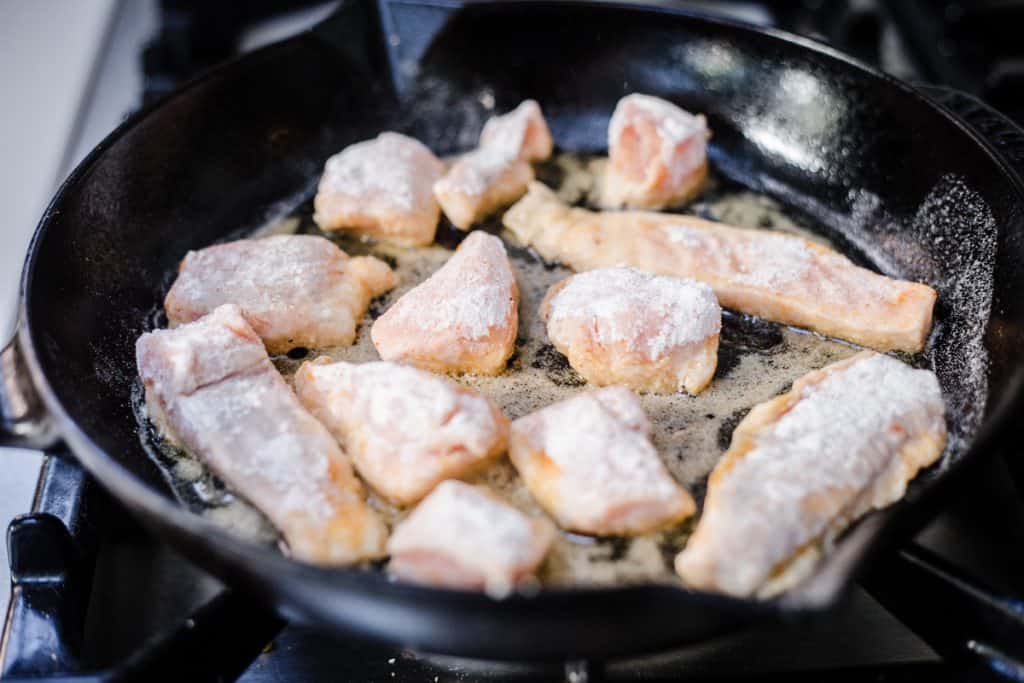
3;2;1024;681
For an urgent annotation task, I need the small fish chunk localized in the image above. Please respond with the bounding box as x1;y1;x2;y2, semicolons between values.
675;351;946;597
136;304;388;565
371;231;518;375
387;480;555;597
479;99;554;163
435;155;534;230
600;94;709;210
434;100;553;229
314;132;445;246
504;183;937;352
294;359;509;506
541;267;721;395
164;234;396;353
509;387;695;536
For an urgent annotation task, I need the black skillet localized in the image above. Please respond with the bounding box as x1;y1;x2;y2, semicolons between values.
4;0;1024;670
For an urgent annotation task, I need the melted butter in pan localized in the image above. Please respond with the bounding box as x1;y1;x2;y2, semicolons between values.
136;154;860;588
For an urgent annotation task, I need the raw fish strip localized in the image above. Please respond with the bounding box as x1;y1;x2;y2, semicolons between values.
504;183;936;352
675;351;946;597
136;304;387;564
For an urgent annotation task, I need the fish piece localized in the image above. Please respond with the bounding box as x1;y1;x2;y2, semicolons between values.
435;155;534;230
600;94;709;210
371;231;519;375
314;132;445;246
541;267;721;395
294;359;509;506
479;99;554;163
509;386;695;536
136;304;388;564
165;234;396;353
504;183;936;352
434;100;553;229
387;480;555;597
675;351;946;597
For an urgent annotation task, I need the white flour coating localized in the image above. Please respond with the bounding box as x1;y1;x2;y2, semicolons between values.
609;94;707;183
164;233;398;354
658;215;912;309
737;355;943;489
513;387;686;516
687;353;945;594
439;146;520;197
731;231;813;289
170;235;342;305
479;102;533;159
546;267;721;359
303;360;498;463
436;100;549;197
137;306;339;524
663;224;706;247
180;375;334;522
141;306;267;394
388;480;554;598
480;100;549;162
909;177;996;445
381;231;514;339
319;132;437;211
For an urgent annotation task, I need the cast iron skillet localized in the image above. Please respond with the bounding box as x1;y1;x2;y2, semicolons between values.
3;0;1024;663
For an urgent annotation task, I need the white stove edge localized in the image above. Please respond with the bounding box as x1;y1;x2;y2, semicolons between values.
0;0;338;624
0;0;150;622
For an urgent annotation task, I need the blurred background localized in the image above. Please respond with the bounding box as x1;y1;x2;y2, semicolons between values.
2;1;1023;681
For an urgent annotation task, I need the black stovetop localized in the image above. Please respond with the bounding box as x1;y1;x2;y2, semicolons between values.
4;1;1024;681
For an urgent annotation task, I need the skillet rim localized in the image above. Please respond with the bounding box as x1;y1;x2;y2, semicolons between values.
14;0;1024;625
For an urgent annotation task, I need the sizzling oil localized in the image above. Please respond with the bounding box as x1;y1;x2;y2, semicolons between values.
136;154;860;588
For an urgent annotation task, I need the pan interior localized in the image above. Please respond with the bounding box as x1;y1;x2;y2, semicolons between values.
133;148;991;591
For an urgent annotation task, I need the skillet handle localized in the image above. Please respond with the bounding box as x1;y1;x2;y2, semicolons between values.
864;542;1024;680
0;333;58;450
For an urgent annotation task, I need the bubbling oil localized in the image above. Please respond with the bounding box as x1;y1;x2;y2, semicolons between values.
135;154;861;588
